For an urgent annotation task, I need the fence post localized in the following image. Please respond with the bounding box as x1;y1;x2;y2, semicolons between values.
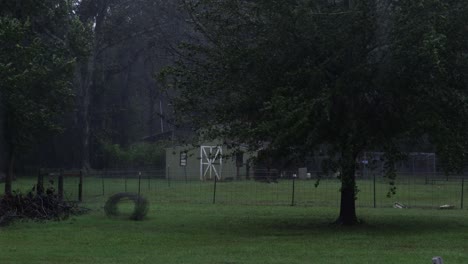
461;178;465;209
138;171;141;197
167;166;171;187
373;173;376;208
124;173;128;192
102;169;105;196
291;174;296;206
213;175;217;204
148;171;151;191
58;170;64;201
37;169;44;195
78;170;83;202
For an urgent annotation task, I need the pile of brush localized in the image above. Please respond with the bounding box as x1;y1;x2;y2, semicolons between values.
0;188;87;226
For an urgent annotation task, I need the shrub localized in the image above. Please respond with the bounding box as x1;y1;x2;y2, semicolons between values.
101;142;166;168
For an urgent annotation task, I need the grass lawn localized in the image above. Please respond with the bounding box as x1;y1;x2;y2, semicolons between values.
1;201;467;264
1;176;467;263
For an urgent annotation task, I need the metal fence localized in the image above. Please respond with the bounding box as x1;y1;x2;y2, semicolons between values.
4;165;467;210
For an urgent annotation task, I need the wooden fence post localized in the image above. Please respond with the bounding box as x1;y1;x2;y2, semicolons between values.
58;170;64;201
78;170;83;202
37;169;44;195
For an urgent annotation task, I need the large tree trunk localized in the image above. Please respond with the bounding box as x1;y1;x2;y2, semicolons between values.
75;1;108;171
119;63;132;147
2;121;14;194
1;100;14;194
4;146;15;195
335;147;359;225
148;88;155;136
74;54;93;171
0;93;6;187
337;177;358;225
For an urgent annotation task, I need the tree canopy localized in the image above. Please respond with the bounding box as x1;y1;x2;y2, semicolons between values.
0;0;89;193
163;0;468;224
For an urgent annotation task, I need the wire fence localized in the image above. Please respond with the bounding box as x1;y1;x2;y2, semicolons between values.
4;168;467;210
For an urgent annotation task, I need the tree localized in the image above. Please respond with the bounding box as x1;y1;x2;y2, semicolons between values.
0;1;88;194
69;0;186;169
163;0;468;225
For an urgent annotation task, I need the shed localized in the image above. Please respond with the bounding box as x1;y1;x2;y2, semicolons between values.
165;144;254;181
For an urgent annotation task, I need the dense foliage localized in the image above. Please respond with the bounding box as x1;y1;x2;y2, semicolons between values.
0;0;89;193
1;1;183;184
101;142;167;168
0;18;75;146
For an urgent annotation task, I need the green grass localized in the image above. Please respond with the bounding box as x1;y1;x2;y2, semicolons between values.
1;177;467;263
0;204;467;264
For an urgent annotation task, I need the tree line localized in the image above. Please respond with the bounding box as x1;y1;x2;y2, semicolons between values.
0;0;188;193
0;0;190;184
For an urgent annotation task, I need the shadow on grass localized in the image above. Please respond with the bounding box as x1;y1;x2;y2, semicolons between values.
193;207;468;239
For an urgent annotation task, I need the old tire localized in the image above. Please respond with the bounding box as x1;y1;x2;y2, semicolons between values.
104;192;149;220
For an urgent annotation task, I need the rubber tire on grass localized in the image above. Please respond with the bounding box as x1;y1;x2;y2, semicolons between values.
104;192;149;220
